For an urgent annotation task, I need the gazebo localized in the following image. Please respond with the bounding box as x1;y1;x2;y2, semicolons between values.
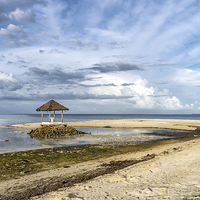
36;100;69;123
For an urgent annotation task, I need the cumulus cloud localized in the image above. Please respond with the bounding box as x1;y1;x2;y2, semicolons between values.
10;8;35;22
7;23;21;32
123;80;187;111
82;72;187;111
84;62;142;73
0;71;23;91
163;96;183;110
0;24;28;46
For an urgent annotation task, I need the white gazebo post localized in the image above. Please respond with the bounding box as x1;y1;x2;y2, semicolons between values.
61;110;63;123
49;111;51;122
41;111;43;122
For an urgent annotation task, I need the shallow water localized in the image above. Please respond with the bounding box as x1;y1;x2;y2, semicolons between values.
0;126;191;154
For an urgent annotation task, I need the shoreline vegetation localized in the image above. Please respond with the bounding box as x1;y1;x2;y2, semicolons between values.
1;119;200;199
1;135;198;182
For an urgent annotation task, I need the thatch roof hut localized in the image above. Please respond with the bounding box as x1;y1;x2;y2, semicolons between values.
36;100;69;123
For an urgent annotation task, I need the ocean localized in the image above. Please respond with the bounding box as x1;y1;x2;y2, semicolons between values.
0;114;199;154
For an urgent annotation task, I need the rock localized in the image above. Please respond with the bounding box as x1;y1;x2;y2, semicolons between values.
195;126;200;132
27;125;90;139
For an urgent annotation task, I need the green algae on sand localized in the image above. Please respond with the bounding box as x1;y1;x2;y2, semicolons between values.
0;135;199;182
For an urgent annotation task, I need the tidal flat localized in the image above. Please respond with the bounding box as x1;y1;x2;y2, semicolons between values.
0;134;198;182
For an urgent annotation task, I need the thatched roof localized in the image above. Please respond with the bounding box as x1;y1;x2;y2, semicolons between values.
36;100;69;111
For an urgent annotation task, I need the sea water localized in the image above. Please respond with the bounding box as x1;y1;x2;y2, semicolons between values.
0;114;199;154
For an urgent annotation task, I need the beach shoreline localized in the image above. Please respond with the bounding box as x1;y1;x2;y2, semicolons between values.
3;118;200;131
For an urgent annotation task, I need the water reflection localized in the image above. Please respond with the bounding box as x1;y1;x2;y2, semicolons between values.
0;127;195;154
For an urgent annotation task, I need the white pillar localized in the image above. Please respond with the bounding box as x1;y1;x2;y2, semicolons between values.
41;111;43;122
49;111;51;123
61;110;63;123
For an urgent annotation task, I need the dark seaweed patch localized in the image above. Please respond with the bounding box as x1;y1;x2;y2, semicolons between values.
143;129;200;137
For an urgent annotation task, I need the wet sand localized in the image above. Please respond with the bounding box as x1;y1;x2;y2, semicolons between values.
30;136;200;200
1;136;200;199
3;118;200;130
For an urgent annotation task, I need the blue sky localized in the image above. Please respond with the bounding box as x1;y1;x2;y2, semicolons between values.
1;0;200;114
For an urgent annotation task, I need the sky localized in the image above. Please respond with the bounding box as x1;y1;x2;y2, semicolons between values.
1;0;200;114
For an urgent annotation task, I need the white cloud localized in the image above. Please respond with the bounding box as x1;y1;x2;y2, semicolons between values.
82;72;186;111
0;24;28;46
130;83;186;111
7;23;21;32
185;103;194;109
174;69;200;86
0;71;23;91
162;96;183;110
10;8;35;22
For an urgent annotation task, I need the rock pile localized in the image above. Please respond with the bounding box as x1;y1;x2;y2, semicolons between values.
27;125;90;139
195;127;200;132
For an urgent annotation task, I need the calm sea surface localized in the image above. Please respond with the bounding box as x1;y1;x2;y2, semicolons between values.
0;114;199;154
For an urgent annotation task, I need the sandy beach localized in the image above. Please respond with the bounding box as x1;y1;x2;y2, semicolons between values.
29;136;200;200
3;118;200;130
1;119;200;199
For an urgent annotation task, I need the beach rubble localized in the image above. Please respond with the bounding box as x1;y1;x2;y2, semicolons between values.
27;125;90;139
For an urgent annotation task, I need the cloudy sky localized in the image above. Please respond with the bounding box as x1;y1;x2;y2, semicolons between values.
1;0;200;114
